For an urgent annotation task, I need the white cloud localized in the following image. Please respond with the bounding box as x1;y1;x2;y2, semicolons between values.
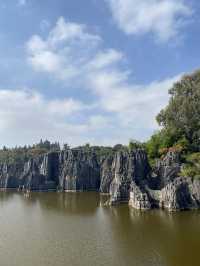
27;17;102;80
48;17;101;46
106;0;192;42
88;71;181;131
0;89;88;147
27;35;47;52
88;115;110;129
29;50;62;73
24;17;182;146
87;49;124;70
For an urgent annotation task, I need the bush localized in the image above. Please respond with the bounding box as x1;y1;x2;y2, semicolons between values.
128;139;144;151
179;152;200;179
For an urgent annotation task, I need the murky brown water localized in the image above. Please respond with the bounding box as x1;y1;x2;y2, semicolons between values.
0;192;199;266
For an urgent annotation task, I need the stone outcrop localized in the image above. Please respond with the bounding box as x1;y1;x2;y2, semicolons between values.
20;152;59;191
0;163;23;189
58;149;100;191
109;150;151;204
159;177;200;211
0;148;199;211
154;151;181;187
128;150;200;211
129;181;151;210
100;156;113;193
0;152;60;191
0;149;100;192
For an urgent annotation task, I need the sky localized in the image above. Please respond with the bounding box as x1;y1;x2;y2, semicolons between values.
0;0;199;147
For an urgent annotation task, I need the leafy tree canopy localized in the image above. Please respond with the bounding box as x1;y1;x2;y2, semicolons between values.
156;70;200;151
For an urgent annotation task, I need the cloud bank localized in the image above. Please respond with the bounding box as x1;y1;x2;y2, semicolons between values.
0;17;182;147
106;0;192;42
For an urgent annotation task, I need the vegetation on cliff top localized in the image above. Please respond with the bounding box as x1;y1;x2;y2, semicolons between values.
0;140;60;164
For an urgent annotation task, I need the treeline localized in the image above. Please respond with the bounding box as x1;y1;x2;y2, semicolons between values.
0;139;142;165
0;140;127;164
0;140;61;164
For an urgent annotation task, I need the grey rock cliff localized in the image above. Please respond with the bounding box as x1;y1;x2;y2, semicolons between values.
0;163;22;189
109;150;151;204
154;151;181;187
58;149;100;191
100;156;113;193
0;148;199;211
159;177;200;211
129;181;151;210
128;151;200;211
20;152;59;191
0;149;101;192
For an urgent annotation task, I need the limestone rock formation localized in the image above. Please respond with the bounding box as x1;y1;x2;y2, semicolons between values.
58;149;100;191
109;150;151;204
129;181;151;210
0;147;199;211
160;177;200;211
100;156;113;193
20;152;59;191
0;149;100;192
128;151;200;211
0;163;23;189
154;151;181;187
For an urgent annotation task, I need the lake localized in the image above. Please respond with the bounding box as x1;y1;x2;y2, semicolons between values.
0;192;199;266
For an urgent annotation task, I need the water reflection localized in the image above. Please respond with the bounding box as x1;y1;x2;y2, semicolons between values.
0;192;199;266
101;205;200;266
0;191;16;202
20;191;102;216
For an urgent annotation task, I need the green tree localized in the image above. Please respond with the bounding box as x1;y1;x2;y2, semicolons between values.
128;139;143;151
156;70;200;151
180;152;200;179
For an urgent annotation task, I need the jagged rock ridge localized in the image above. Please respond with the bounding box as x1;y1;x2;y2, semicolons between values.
0;148;199;211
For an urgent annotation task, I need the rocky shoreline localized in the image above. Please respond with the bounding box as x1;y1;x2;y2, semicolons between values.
0;148;199;211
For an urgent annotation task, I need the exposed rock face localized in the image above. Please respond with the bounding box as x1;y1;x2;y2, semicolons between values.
0;163;23;189
20;152;59;191
0;148;199;211
160;177;200;211
109;150;151;204
128;151;200;211
0;149;100;192
100;156;113;193
58;149;100;191
129;181;151;210
154;151;181;187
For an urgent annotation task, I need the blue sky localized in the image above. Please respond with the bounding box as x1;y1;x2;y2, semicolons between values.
0;0;199;147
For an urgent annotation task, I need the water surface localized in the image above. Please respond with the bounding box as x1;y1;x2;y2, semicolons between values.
0;192;199;266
